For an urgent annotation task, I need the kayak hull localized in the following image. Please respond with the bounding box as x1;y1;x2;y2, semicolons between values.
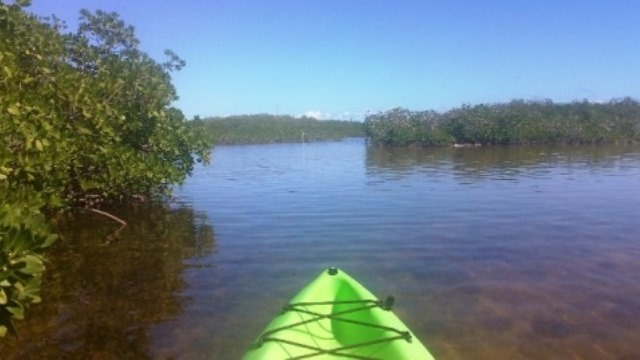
243;267;435;359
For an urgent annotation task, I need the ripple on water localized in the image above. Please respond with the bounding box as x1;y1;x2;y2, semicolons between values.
4;140;640;359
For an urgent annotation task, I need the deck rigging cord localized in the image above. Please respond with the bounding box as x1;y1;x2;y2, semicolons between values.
250;296;413;359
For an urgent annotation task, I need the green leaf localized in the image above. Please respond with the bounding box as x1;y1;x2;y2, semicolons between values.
39;234;58;249
20;254;46;274
2;66;12;78
13;282;24;295
7;105;20;116
0;289;7;305
78;127;93;135
0;319;18;338
7;304;24;320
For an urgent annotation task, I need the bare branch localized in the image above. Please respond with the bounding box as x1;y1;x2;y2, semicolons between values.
86;207;127;226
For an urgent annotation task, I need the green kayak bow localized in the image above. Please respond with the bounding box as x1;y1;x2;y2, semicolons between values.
244;267;435;359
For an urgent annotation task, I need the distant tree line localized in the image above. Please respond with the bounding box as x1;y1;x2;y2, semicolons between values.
200;114;364;144
0;1;211;336
365;98;640;147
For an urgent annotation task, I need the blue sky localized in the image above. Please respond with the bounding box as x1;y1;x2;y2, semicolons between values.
26;0;640;120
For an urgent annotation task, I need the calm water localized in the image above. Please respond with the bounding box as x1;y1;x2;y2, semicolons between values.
4;139;640;359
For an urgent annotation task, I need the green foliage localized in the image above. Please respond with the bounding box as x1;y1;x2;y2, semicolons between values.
0;2;212;335
201;114;364;144
365;99;640;147
364;108;453;147
0;183;56;337
1;1;211;203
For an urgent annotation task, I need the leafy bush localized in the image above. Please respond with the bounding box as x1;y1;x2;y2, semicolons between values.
0;1;212;335
365;99;640;147
0;183;57;337
365;108;453;146
202;114;364;144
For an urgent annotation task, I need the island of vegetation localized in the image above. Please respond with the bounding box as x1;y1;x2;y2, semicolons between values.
0;1;212;336
200;114;364;144
365;98;640;147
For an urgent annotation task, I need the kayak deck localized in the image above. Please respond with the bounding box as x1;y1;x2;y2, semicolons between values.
244;267;435;359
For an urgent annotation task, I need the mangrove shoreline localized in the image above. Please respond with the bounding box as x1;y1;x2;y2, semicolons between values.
364;98;640;147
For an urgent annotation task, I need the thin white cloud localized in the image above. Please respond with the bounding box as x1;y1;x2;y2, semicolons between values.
303;110;325;119
300;110;366;121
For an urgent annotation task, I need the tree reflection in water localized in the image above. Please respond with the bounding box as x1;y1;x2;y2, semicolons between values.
2;202;214;359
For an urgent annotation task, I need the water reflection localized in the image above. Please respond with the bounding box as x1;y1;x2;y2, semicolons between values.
363;144;640;359
4;140;640;359
366;144;640;183
2;202;214;359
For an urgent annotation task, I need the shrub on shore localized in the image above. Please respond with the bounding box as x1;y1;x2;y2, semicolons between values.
364;99;640;147
201;114;364;144
0;1;211;335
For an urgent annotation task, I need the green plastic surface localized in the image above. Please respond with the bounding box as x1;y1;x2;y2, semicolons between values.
243;268;435;359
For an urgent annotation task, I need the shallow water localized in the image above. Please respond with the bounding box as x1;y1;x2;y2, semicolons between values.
4;139;640;359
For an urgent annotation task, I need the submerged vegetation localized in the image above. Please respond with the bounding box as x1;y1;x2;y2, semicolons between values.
0;1;212;335
365;98;640;147
200;114;364;144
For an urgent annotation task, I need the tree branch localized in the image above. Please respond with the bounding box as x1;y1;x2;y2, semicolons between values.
86;207;127;226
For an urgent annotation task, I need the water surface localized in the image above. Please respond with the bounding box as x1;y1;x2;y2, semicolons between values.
4;139;640;359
